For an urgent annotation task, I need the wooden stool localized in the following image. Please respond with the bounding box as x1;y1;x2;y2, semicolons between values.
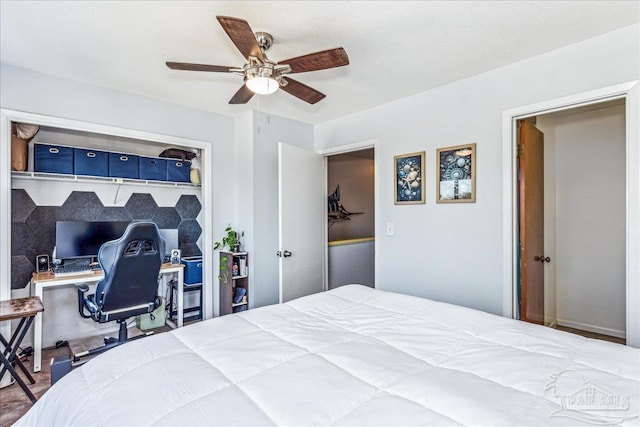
0;296;44;403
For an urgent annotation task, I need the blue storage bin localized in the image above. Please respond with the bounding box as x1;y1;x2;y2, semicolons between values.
166;159;191;182
139;156;167;181
34;143;74;174
74;148;109;177
181;256;202;284
109;152;139;179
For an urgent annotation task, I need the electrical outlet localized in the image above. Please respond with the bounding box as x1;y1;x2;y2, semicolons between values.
386;222;395;236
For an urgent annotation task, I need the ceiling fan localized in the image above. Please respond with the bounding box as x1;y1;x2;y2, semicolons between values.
166;16;349;105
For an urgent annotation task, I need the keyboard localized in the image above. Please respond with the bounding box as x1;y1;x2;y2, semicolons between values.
52;264;102;277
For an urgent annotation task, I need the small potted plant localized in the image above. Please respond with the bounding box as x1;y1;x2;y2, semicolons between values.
214;225;244;282
214;224;244;253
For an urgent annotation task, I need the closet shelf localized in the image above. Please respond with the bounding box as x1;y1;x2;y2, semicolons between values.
11;171;200;188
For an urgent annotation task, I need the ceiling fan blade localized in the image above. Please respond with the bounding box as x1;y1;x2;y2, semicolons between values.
229;84;255;104
279;48;349;73
166;62;235;73
281;77;326;104
216;16;265;62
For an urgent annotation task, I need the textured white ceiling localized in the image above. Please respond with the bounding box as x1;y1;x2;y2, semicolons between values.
1;1;638;124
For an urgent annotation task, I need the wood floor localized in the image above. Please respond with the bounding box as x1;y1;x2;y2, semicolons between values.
0;345;70;427
555;325;626;345
1;324;625;426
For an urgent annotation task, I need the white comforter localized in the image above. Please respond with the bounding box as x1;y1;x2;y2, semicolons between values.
17;285;639;426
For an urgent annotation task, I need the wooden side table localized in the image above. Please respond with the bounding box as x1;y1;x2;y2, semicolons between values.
0;296;44;403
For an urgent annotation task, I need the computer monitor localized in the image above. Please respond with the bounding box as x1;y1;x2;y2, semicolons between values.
55;221;130;260
158;228;178;258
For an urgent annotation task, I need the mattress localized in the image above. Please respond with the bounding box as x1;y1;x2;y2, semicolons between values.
16;285;639;426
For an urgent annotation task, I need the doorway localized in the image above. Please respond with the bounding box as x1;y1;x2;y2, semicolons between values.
319;139;379;291
326;148;375;289
517;100;626;341
502;81;639;347
277;140;378;303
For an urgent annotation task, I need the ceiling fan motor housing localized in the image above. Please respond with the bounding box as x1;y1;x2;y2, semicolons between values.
245;59;281;82
254;32;273;52
244;59;276;78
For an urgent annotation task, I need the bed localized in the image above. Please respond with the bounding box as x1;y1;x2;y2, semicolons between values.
16;285;639;426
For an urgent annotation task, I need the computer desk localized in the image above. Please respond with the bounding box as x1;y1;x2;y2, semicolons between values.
30;263;184;372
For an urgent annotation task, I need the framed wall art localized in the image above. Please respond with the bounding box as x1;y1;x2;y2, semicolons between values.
436;143;476;203
394;151;425;205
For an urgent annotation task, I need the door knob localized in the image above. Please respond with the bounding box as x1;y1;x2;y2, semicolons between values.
276;250;293;258
534;255;551;263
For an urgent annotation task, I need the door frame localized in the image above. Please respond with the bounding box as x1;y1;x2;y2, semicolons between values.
501;81;640;346
318;139;379;290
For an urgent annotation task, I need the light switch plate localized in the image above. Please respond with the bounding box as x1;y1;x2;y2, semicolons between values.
386;222;395;236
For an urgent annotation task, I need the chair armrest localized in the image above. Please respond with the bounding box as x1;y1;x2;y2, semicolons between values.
74;283;92;318
74;283;90;293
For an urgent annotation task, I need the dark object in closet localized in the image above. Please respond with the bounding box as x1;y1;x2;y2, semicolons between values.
159;148;197;161
327;185;363;229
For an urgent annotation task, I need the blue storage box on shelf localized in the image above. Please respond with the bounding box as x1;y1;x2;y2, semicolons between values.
166;159;191;182
139;156;167;181
74;148;109;177
34;143;74;174
109;152;139;179
181;256;202;285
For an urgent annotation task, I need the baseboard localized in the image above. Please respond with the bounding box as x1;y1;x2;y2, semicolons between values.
556;319;626;339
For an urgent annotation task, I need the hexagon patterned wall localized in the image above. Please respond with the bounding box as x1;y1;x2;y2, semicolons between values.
11;190;202;289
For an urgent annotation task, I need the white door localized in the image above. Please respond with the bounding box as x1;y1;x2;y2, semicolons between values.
278;142;325;303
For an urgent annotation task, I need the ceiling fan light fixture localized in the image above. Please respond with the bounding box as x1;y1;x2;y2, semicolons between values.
244;63;280;95
246;75;279;95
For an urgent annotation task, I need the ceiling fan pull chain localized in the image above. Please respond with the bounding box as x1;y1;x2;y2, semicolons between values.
256;94;262;134
267;93;271;124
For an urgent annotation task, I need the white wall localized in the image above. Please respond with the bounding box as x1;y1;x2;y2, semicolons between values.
233;110;255;312
314;24;639;316
554;105;626;336
328;240;375;289
246;111;314;308
0;65;233;144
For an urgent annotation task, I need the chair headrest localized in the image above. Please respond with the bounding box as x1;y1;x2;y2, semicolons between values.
98;221;165;261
